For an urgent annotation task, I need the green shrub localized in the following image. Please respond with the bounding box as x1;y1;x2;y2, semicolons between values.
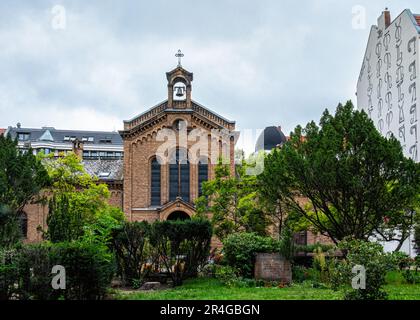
1;241;114;300
50;241;115;300
214;265;240;287
384;251;411;271
339;240;388;300
402;269;420;284
149;218;212;286
292;265;310;283
111;221;152;286
0;247;20;300
222;232;279;278
17;243;55;300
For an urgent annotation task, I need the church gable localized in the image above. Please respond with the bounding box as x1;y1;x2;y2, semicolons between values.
120;54;235;140
121;52;237;219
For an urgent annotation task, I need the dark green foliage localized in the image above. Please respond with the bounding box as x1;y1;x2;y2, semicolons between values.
0;242;114;300
150;218;212;286
0;247;20;300
0;135;49;247
402;270;420;284
47;194;75;242
110;218;212;288
50;241;115;300
111;221;152;286
258;101;420;245
222;232;279;278
0;206;21;248
17;243;54;300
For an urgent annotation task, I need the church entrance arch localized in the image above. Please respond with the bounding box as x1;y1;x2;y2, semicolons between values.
166;210;191;221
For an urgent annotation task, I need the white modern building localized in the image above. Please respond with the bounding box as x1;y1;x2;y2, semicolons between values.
357;9;420;255
357;8;419;162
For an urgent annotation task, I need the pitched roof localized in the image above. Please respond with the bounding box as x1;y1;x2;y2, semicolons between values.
7;127;123;145
82;159;123;181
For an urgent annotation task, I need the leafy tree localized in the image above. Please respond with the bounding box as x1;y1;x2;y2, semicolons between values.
41;152;124;242
0;135;49;246
258;101;420;246
196;159;270;240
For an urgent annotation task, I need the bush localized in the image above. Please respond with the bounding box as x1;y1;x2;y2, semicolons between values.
111;221;152;286
292;265;310;283
149;218;212;286
214;265;241;287
384;251;411;271
1;241;115;300
402;269;420;284
17;243;55;300
338;240;388;300
222;232;279;278
0;247;20;300
50;241;115;300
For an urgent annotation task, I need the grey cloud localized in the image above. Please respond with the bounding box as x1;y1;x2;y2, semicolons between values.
0;0;418;137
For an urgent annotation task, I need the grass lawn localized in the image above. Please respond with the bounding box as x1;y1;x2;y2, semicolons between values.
115;273;420;300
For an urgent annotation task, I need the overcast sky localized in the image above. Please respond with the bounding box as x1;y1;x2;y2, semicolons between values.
0;0;418;140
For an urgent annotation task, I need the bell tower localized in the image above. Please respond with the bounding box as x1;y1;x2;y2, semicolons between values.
166;50;193;109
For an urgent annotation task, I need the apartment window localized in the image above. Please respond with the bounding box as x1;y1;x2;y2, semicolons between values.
99;138;112;144
17;133;30;141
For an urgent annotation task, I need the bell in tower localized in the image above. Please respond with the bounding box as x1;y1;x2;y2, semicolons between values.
166;50;193;109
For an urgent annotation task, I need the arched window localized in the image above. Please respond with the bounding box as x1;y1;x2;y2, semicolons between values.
198;158;208;197
169;149;190;202
150;158;161;206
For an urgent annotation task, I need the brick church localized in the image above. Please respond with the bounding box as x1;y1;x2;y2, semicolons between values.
119;57;236;223
5;54;237;242
4;53;328;247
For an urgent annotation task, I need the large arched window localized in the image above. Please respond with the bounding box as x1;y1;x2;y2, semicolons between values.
150;158;161;206
169;149;190;202
198;158;208;197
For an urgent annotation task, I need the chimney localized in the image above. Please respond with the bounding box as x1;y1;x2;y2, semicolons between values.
72;138;84;159
378;8;391;30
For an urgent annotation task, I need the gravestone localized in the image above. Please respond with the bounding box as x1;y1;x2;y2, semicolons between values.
254;253;291;283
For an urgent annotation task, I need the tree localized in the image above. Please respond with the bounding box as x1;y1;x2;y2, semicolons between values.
40;152;124;242
0;134;49;246
258;101;420;246
196;159;269;240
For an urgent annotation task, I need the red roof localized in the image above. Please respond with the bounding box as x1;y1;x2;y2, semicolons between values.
0;129;5;136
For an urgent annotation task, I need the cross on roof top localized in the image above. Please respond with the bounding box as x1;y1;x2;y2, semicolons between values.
175;49;184;67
